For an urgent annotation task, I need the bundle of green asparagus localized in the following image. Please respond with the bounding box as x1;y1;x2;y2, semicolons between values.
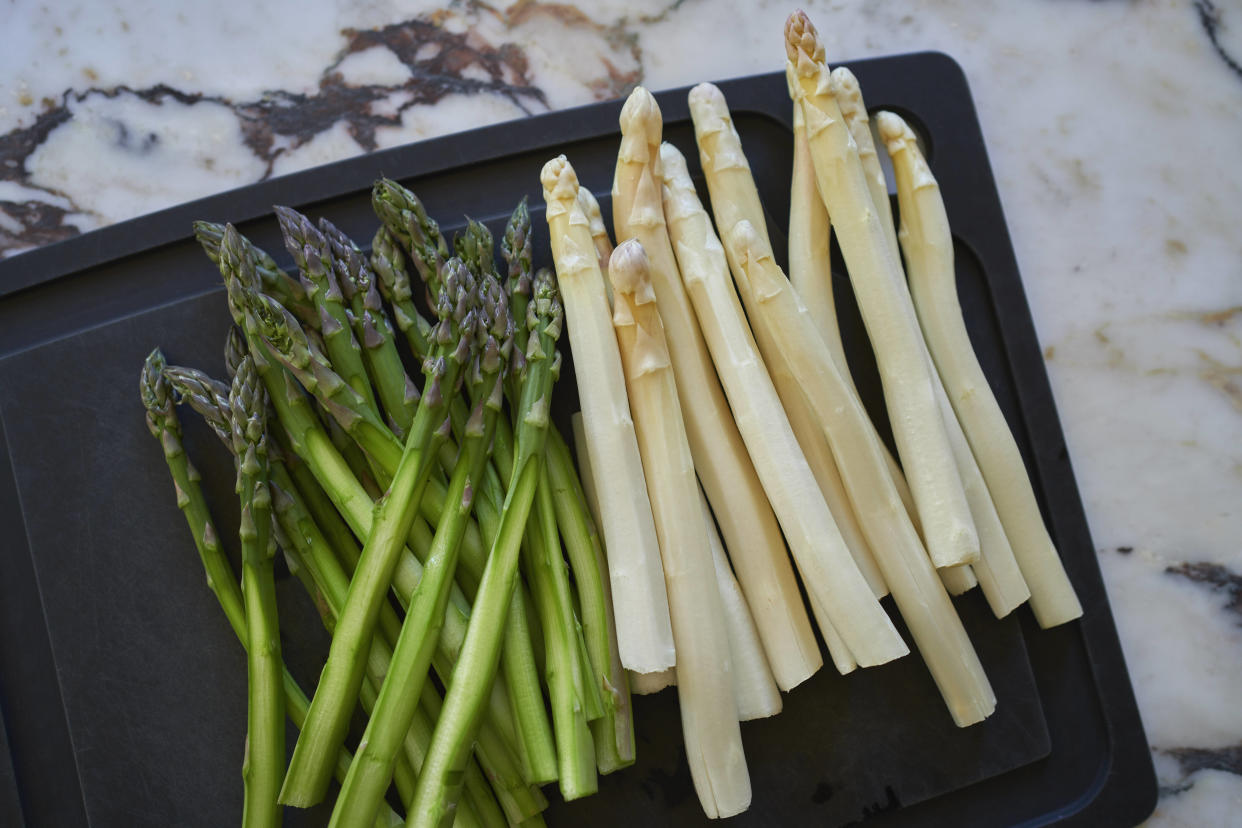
140;183;631;827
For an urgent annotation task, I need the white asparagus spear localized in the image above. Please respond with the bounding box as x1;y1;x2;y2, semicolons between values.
877;111;1081;627
541;155;676;674
571;410;677;694
829;66;1026;614
726;219;995;727
609;240;751;819
831;66;900;260
659;142;859;675
573;410;677;693
613;87;823;687
940;564;978;596
687;84;887;599
699;486;782;720
577;186;615;305
785;12;980;569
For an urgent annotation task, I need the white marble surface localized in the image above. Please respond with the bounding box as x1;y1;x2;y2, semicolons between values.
3;0;1240;824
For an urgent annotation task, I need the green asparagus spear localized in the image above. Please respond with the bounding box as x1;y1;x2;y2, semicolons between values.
274;206;378;412
331;270;513;828
408;267;563;828
321;217;419;435
280;258;480;807
139;350;403;828
227;355;285;828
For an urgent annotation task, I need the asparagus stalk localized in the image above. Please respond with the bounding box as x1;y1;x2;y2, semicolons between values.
331;276;512;828
608;240;750;818
139;352;403;828
495;205;603;787
523;463;599;800
321;217;419;435
544;433;633;772
541;154;675;676
876;111;1078;625
785;11;980;570
194;221;318;329
408;268;563;828
616;91;831;686
225;356;285;828
576;187;615;304
698;487;781;721
688;83;888;600
658;143;904;669
725;219;995;726
280;258;479;806
940;563;979;596
829;67;900;260
274;206;378;413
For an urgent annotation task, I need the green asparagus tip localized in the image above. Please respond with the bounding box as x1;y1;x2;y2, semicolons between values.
502;198;532;297
140;348;173;436
164;364;232;445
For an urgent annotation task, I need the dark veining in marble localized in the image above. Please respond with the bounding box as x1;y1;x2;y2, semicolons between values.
0;13;557;256
1165;744;1242;777
1195;0;1242;81
1165;561;1242;620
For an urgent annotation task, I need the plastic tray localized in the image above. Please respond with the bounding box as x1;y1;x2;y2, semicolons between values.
0;53;1155;827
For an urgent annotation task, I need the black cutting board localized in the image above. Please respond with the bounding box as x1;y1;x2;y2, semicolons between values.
0;53;1155;827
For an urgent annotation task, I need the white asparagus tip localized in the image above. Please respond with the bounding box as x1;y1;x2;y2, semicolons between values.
687;82;732;126
829;67;866;116
875;110;916;146
620;86;663;147
540;154;579;202
658;141;690;181
608;239;656;303
784;10;824;76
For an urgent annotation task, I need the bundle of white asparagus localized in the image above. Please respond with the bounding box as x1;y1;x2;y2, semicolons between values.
538;9;1082;818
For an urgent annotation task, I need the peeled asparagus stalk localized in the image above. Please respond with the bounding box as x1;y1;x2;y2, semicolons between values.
877;111;1081;627
725;219;995;727
689;82;886;599
608;239;750;819
699;486;782;720
577;187;616;296
541;154;676;674
658;140;905;670
826;69;1030;615
785;12;980;570
614;87;823;687
830;66;900;260
571;412;677;695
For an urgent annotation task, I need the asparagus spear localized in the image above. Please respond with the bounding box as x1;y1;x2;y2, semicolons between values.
408;268;563;828
330;271;512;828
608;241;750;818
576;187;615;305
697;486;781;721
280;257;479;806
223;355;285;828
786;11;980;570
274;206;379;413
321;217;419;435
541;154;674;677
688;83;888;603
139;351;404;828
371;225;435;359
876;111;1077;624
828;68;998;602
725;220;995;727
195;220;318;329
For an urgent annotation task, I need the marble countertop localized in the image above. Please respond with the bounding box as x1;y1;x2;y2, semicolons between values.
2;0;1239;825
